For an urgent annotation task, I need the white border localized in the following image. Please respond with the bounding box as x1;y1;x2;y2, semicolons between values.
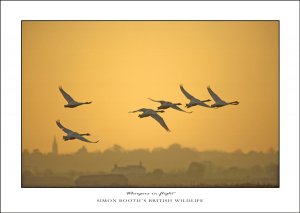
1;1;299;212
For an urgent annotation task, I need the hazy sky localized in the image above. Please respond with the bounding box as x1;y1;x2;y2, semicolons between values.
22;21;278;154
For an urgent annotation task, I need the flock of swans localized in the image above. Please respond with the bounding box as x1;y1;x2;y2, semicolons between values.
56;85;239;143
129;85;239;132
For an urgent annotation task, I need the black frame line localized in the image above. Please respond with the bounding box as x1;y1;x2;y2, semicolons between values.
21;20;280;189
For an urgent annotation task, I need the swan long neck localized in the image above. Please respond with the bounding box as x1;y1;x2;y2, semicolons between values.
202;99;211;102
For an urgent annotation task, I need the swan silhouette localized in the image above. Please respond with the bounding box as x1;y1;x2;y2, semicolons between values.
180;85;211;108
207;86;239;108
148;98;192;113
129;108;170;132
59;86;92;108
56;120;99;143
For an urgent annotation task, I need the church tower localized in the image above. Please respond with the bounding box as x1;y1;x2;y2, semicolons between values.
52;136;58;155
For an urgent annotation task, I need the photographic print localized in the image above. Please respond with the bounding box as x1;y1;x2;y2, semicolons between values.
22;21;279;188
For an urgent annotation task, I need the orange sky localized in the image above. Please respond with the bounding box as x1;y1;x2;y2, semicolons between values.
22;21;278;154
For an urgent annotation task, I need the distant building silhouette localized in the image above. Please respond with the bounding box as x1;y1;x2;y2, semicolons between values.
52;136;58;155
112;161;146;176
76;146;88;155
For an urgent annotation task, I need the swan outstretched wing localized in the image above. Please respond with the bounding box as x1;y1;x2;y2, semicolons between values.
207;86;225;104
75;134;99;143
129;109;141;113
196;101;211;108
59;86;76;103
56;120;73;134
170;104;192;113
150;114;170;132
148;98;163;103
180;85;196;100
129;108;146;113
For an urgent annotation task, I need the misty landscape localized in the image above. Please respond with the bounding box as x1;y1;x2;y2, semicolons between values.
21;21;279;188
22;141;279;188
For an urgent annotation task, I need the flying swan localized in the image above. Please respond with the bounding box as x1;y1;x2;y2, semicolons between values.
207;86;239;108
180;85;211;108
148;98;192;113
59;86;92;108
56;120;99;143
129;108;170;132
